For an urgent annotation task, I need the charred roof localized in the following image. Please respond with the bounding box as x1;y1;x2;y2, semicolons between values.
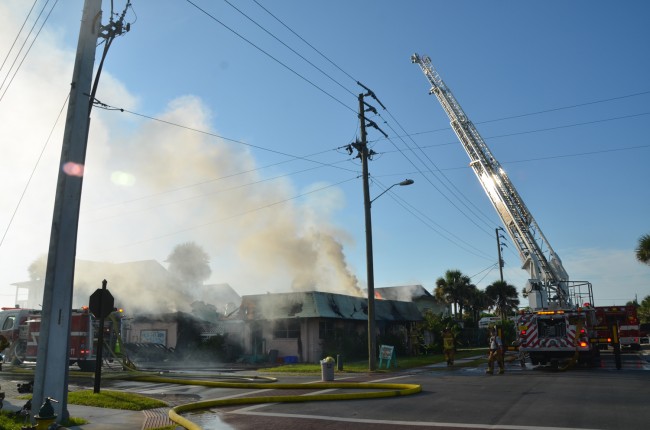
239;291;422;322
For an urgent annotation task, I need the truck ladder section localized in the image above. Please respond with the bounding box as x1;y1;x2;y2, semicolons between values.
411;53;582;309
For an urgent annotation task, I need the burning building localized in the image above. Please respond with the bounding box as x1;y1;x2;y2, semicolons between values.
238;291;423;363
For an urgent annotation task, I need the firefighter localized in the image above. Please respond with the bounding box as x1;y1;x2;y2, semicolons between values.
486;327;504;374
442;327;455;366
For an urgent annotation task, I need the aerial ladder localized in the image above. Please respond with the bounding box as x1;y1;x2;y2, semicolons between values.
412;53;597;367
410;53;593;310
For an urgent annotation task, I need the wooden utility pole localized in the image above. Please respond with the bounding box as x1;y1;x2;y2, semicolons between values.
32;0;101;422
358;93;376;372
496;228;504;282
352;82;387;372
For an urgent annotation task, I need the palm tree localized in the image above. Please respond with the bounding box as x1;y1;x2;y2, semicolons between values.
466;286;490;326
435;269;473;319
636;234;650;265
485;280;520;318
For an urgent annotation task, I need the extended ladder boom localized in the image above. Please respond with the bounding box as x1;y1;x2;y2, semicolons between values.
411;53;571;308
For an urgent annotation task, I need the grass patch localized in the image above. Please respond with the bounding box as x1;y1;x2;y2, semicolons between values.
2;391;165;429
67;390;168;410
258;349;487;373
0;410;88;430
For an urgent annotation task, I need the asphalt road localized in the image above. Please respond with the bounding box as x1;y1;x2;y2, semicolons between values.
2;349;648;430
206;350;650;430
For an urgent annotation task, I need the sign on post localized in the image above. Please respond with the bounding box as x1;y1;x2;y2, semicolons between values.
89;281;114;319
378;344;397;369
89;279;113;393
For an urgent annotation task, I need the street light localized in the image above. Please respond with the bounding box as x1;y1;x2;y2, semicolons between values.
365;178;414;371
370;179;415;206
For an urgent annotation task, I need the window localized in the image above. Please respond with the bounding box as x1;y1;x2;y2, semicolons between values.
2;316;15;330
538;318;566;338
319;320;335;339
273;319;300;339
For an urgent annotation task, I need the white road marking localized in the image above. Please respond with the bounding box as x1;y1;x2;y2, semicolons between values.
230;411;602;430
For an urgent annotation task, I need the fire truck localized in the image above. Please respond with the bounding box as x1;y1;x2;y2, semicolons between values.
412;54;600;367
0;307;123;371
593;305;641;350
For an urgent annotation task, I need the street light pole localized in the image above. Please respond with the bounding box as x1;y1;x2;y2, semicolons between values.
353;83;413;372
357;94;377;371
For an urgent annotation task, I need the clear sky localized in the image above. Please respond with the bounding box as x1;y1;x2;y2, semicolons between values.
0;0;648;311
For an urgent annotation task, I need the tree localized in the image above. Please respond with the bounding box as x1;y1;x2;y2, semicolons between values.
166;242;211;288
434;270;473;319
636;233;650;265
466;287;490;327
638;295;650;323
485;280;520;318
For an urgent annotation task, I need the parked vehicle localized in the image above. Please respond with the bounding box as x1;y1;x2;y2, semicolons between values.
0;306;123;371
593;305;642;350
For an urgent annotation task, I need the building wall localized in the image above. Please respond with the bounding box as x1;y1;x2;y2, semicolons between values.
247;318;323;363
127;321;178;349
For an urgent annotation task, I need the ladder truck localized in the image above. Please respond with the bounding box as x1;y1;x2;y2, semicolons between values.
411;53;599;367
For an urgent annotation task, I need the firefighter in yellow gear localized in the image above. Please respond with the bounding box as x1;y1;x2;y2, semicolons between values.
442;327;455;366
486;327;504;374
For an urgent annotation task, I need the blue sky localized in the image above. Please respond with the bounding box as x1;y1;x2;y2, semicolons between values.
0;0;648;311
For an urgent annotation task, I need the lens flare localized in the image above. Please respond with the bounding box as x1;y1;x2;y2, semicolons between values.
62;161;84;177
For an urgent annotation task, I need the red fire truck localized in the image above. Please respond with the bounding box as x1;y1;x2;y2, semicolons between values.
592;305;641;351
0;307;123;371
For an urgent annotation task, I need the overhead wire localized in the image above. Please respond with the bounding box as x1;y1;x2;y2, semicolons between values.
221;0;356;98
246;0;504;237
184;0;356;114
0;94;69;249
0;0;39;74
0;0;60;103
97;101;359;173
191;0;650;267
252;0;357;83
372;178;494;260
98;176;359;253
85;158;356;223
110;2;649;261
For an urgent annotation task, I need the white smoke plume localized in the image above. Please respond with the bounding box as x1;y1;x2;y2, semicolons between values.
0;2;361;314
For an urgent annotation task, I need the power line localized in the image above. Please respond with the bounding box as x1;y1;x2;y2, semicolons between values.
0;94;69;249
221;0;356;97
184;0;356;114
252;0;358;85
373;178;494;261
97;101;358;173
97;176;359;253
0;0;60;103
0;0;39;74
374;110;650;145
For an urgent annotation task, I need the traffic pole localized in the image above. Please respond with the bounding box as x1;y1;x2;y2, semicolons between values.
32;0;101;422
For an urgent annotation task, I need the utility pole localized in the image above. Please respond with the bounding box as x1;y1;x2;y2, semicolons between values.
351;82;386;372
32;0;102;422
496;227;506;283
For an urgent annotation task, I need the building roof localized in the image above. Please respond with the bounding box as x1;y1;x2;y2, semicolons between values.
374;285;433;301
239;291;422;322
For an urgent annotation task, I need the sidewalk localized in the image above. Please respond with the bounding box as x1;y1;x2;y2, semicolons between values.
2;396;162;429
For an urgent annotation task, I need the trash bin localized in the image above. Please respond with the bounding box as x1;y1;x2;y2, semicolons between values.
320;357;335;381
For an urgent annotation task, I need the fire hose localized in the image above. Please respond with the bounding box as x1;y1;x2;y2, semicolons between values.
128;374;421;430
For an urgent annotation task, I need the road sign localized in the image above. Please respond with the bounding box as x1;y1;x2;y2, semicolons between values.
89;281;114;319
